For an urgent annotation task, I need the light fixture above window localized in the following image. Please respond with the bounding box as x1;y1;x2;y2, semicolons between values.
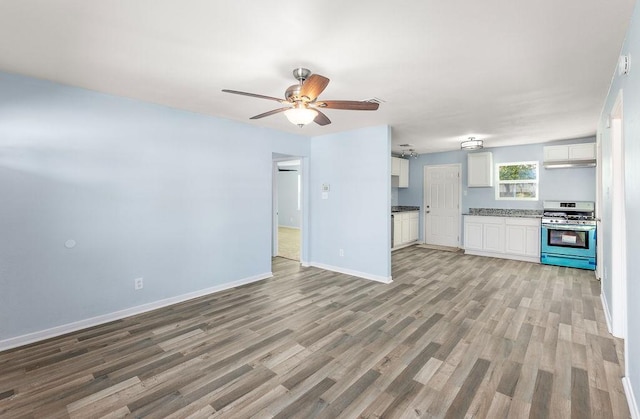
461;137;483;150
284;105;318;127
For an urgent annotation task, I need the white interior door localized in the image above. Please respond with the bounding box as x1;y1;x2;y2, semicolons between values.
424;164;461;247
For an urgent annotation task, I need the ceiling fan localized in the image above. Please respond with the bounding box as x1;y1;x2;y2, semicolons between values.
222;68;379;127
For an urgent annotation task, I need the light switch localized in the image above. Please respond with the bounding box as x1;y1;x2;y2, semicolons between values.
322;192;328;199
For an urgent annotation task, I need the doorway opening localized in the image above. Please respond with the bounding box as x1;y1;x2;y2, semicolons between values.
423;164;461;247
273;158;302;261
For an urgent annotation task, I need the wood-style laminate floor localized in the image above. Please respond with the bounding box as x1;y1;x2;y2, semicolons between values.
0;246;630;418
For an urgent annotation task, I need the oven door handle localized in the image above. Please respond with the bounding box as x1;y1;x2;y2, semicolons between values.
542;224;596;232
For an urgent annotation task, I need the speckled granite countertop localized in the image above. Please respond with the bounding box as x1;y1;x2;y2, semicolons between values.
392;206;420;213
463;208;543;218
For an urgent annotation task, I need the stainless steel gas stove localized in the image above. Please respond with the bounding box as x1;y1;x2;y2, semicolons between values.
540;201;596;270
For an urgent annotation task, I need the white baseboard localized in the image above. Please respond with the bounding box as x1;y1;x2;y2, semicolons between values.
309;262;392;284
0;272;273;352
463;249;539;264
391;240;418;251
601;292;613;335
624;377;639;419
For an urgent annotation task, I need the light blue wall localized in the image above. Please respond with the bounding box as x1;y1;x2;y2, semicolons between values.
398;137;596;241
0;72;312;342
310;126;391;280
0;72;393;344
277;167;301;228
598;0;640;407
391;187;399;206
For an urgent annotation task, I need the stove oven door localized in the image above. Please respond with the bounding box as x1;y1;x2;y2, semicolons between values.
541;223;596;269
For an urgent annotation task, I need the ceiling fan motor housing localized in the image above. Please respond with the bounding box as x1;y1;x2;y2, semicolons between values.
292;67;311;82
285;84;301;101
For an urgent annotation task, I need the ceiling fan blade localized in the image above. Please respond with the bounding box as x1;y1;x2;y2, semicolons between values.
250;107;291;119
317;100;379;110
299;74;330;101
222;89;285;103
314;110;331;126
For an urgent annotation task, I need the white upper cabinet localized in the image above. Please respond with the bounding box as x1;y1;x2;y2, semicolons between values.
391;156;409;188
568;143;596;160
467;152;493;187
543;145;569;161
543;143;596;167
398;159;409;188
391;156;401;176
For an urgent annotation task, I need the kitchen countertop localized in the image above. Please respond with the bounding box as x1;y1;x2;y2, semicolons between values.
392;206;420;213
463;208;543;218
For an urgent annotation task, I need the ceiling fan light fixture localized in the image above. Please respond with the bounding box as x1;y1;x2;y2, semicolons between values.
461;137;483;150
223;68;378;127
285;106;318;127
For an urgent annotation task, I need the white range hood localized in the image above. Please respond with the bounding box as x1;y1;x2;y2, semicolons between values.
543;159;596;169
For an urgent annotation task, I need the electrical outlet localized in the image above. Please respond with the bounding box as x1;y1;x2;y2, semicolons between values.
134;277;143;290
339;249;344;257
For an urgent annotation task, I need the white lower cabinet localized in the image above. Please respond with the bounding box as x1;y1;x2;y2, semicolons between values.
504;219;540;258
393;211;419;248
409;213;419;243
464;215;540;263
393;216;402;247
463;220;484;251
482;218;505;253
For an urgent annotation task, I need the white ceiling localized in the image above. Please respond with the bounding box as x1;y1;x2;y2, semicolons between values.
0;1;635;154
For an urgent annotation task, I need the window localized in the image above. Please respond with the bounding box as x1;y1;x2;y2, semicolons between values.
495;161;538;200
